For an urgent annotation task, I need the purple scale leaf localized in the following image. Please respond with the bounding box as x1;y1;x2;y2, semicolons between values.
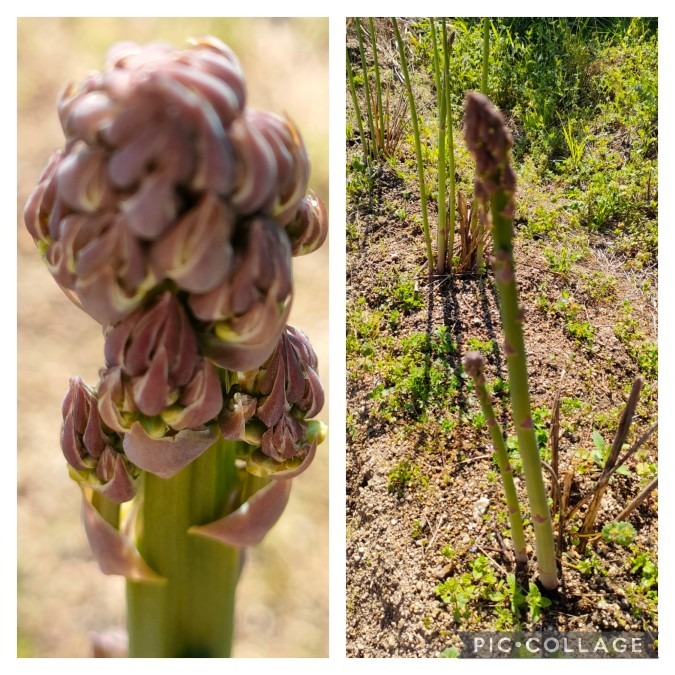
168;359;223;430
81;488;163;581
122;422;218;479
150;192;233;294
189;479;292;547
121;171;176;240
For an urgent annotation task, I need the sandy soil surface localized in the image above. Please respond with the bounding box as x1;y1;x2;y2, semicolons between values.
17;17;328;658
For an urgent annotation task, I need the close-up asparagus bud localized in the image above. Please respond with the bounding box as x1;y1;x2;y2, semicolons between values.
24;37;250;326
220;326;325;477
229;109;310;224
464;92;516;199
251;325;324;426
149;191;234;294
61;376;137;503
20;20;328;658
97;290;223;477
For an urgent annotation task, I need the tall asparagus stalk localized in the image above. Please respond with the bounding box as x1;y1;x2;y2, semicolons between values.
443;21;457;274
430;19;448;275
463;352;528;563
481;17;490;96
475;18;491;274
392;17;434;273
464;92;558;589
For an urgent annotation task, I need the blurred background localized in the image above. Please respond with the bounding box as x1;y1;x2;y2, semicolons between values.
17;17;328;658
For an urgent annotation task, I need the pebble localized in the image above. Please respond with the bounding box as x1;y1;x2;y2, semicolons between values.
435;563;454;579
391;518;398;525
473;496;490;521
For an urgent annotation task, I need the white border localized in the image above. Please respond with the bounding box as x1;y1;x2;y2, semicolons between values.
5;3;673;673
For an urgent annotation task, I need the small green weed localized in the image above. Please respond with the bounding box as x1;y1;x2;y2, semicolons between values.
371;329;459;420
371;270;423;314
590;430;628;475
346;297;384;373
630;549;657;586
625;548;658;623
347;155;375;202
387;461;428;497
580;271;618;303
550;291;596;345
435;573;475;622
411;519;425;540
525;582;551;623
543;245;585;276
466;336;495;355
390;276;423;313
602;521;636;547
560;118;588;168
570;553;605;576
614;301;658;379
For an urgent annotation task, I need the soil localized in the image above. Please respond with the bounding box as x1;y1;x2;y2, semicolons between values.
346;21;657;658
17;17;328;658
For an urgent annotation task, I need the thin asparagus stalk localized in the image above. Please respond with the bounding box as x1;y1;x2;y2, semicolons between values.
392;18;433;273
368;18;385;152
463;352;528;563
355;17;378;163
346;47;369;168
481;17;490;96
464;92;558;589
431;19;448;275
443;22;456;273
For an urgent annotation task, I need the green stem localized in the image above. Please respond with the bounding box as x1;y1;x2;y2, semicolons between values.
443;21;456;273
392;18;433;274
490;191;558;589
477;21;489;274
368;18;385;153
429;19;442;111
431;19;447;276
126;437;241;657
355;17;378;163
471;372;528;563
481;18;490;96
346;48;369;167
